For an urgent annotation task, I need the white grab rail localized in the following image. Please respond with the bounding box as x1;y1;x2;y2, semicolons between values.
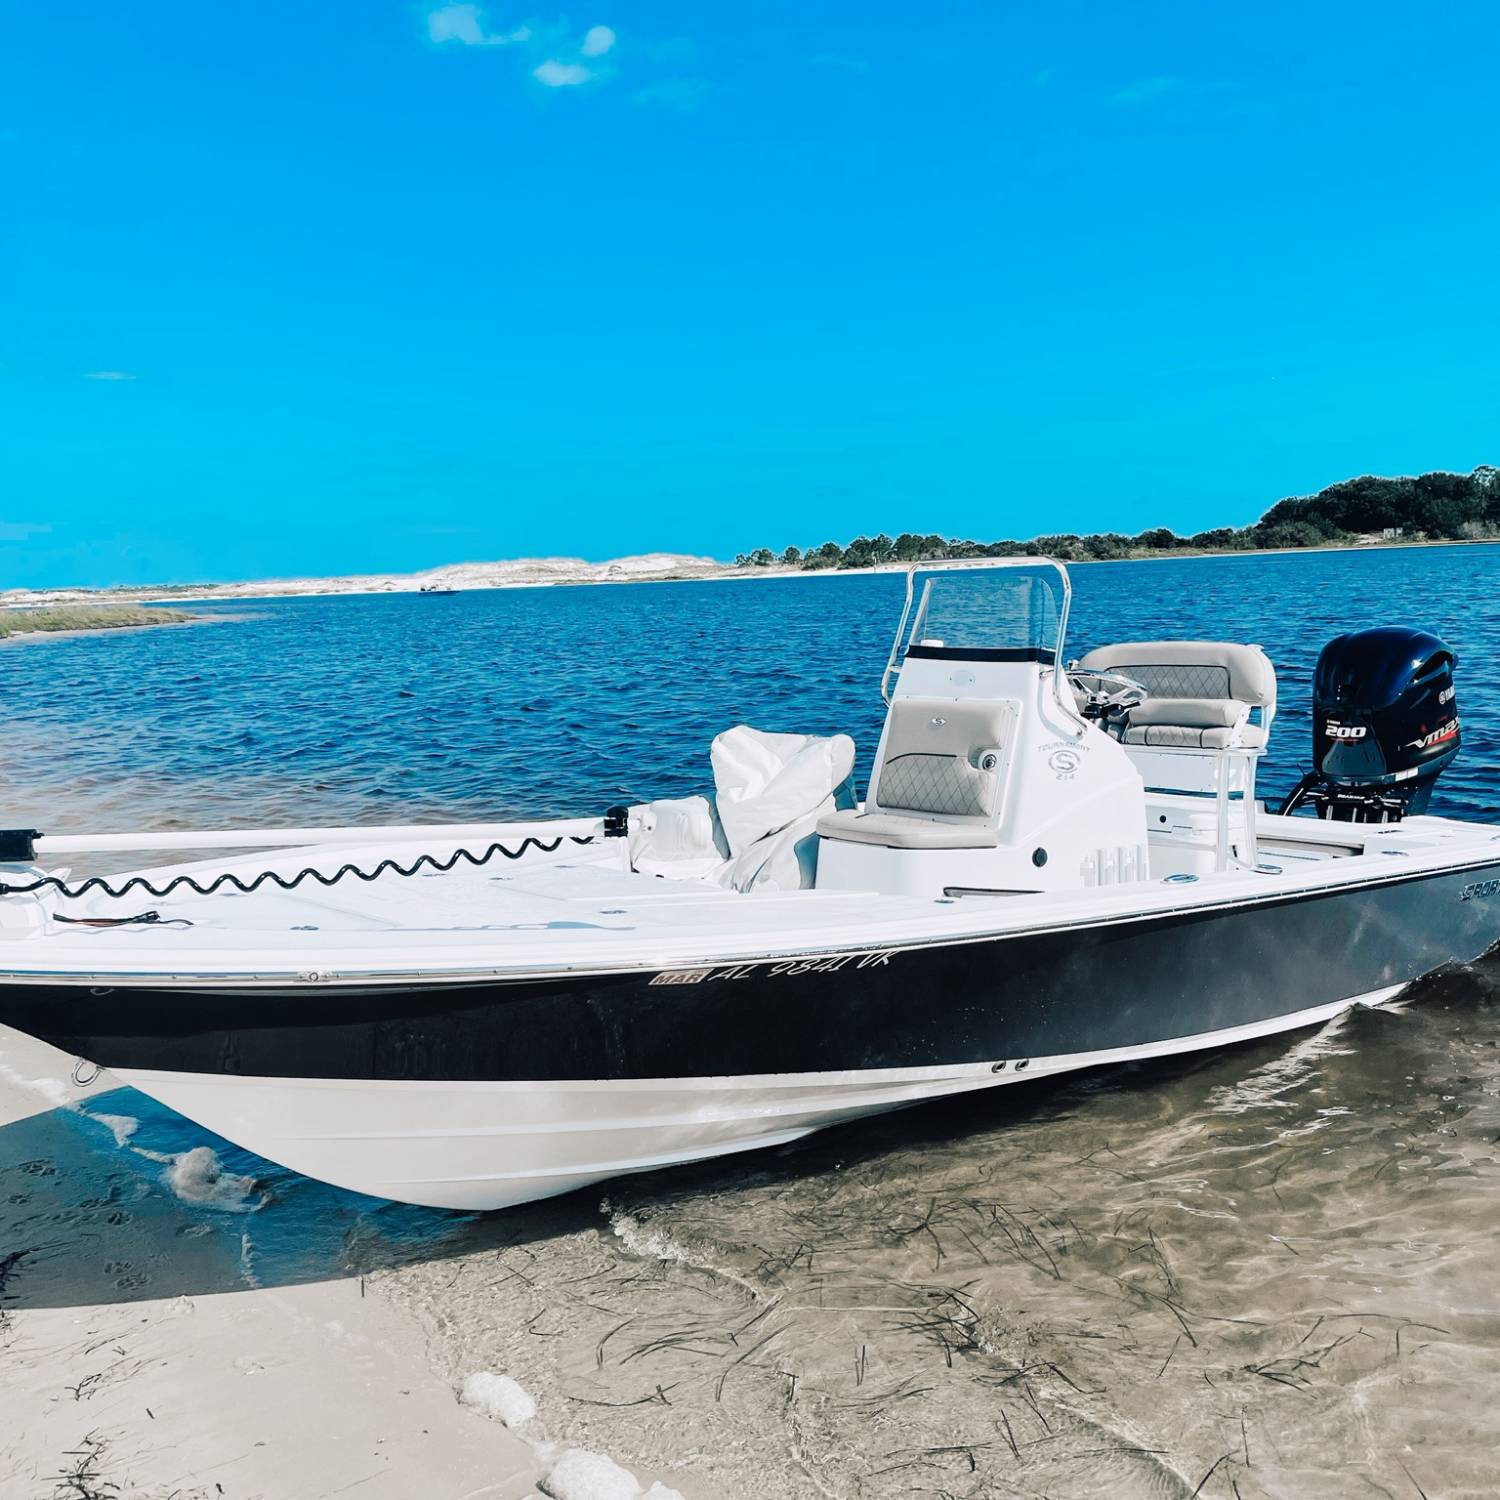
28;816;603;857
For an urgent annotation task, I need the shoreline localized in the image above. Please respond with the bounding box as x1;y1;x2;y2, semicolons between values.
0;614;210;648
711;533;1500;584
6;534;1497;614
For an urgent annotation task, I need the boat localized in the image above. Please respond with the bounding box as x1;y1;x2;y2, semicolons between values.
418;583;459;595
0;559;1495;1211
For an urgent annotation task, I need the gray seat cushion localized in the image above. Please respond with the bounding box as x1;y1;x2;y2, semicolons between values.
877;752;998;818
1078;641;1275;753
1122;723;1267;750
1128;696;1246;729
872;698;1014;819
816;808;1001;849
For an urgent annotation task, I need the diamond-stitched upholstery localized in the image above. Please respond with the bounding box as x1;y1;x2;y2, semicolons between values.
819;696;1015;849
1115;662;1230;698
1077;640;1276;755
877;752;997;817
868;697;1015;823
1077;640;1275;707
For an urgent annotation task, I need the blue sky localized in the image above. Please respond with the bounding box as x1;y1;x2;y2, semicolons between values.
4;2;1499;587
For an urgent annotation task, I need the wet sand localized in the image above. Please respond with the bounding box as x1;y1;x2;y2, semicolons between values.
0;1030;694;1500
0;615;219;648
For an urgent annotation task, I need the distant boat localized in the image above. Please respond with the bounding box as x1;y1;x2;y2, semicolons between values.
418;584;459;595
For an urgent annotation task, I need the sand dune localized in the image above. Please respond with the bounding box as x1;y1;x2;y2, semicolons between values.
3;553;728;608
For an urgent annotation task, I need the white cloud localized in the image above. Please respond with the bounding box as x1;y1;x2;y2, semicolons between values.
427;5;530;47
425;14;655;97
83;370;136;381
580;25;615;57
533;59;592;86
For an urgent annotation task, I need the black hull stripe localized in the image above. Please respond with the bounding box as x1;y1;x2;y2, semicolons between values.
1;860;1498;1082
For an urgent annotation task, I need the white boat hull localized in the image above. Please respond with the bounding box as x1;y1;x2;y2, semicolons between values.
115;987;1398;1210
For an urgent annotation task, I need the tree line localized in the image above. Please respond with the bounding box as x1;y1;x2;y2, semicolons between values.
734;466;1500;570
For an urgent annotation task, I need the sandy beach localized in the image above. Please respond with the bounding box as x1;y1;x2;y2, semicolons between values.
0;553;729;610
0;1030;697;1500
6;536;1494;620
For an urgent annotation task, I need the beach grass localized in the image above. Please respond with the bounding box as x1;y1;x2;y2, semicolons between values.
0;605;193;639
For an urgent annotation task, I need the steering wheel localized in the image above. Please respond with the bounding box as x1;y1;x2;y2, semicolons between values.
1066;668;1148;722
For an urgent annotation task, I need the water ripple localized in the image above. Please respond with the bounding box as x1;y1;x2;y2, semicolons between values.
1;547;1496;835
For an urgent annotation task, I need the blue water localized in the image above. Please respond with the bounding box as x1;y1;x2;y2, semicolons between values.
2;544;1497;831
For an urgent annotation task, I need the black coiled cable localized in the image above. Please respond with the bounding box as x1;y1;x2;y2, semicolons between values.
0;833;598;905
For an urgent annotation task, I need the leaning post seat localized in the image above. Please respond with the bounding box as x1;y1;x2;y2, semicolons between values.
1076;640;1276;870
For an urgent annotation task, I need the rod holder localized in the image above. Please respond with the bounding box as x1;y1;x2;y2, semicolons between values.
0;829;41;863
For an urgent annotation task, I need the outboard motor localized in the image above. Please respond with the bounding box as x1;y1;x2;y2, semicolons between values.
1281;627;1459;822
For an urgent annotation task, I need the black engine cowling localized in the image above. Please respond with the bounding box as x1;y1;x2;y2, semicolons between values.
1282;626;1459;822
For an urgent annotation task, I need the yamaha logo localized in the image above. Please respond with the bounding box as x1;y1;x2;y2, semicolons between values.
1408;718;1460;750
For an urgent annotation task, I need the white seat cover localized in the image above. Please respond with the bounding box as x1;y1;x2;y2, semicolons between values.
710;727;856;854
710;726;857;891
626;794;726;878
